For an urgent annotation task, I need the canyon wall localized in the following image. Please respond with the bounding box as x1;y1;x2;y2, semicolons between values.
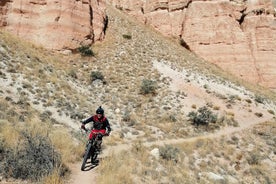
0;0;107;51
110;0;276;89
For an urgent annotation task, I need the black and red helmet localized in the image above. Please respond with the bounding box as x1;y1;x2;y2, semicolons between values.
96;106;104;115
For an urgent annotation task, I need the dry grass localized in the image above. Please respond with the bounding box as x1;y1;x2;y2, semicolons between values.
97;152;133;184
0;120;20;148
41;168;64;184
50;129;84;163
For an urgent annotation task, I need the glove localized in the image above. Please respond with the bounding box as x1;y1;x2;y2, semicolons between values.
81;124;86;130
106;130;110;136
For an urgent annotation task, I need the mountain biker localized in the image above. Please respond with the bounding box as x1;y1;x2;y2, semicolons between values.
81;106;111;152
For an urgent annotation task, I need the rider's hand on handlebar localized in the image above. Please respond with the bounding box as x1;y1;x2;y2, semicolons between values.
81;124;87;131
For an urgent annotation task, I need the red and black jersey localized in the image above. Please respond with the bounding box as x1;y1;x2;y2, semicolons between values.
82;115;111;131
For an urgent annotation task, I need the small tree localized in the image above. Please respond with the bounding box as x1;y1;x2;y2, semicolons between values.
188;106;217;126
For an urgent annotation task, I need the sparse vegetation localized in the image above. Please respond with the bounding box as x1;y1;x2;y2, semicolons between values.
254;112;263;117
68;69;78;79
255;95;265;104
1;123;63;181
77;45;94;56
140;79;157;95
245;98;252;103
267;109;274;115
122;34;132;39
159;145;179;162
188;106;218;126
246;152;261;165
90;70;104;82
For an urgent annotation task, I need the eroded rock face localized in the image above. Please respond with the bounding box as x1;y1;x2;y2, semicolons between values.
110;0;276;90
0;0;107;51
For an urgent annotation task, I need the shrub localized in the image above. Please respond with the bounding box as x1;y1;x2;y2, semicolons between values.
159;145;179;162
267;109;275;115
68;69;77;79
245;99;252;103
90;71;104;82
122;110;131;122
122;34;132;39
254;95;265;104
247;153;261;165
254;112;263;117
188;106;217;126
3;130;62;181
169;114;177;122
77;45;94;56
140;79;157;95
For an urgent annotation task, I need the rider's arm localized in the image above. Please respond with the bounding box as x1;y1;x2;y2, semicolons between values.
82;116;94;125
105;118;111;133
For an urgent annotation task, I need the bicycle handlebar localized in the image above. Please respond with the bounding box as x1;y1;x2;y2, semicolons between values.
80;126;110;136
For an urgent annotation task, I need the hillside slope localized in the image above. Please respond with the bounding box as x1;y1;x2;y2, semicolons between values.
0;4;275;184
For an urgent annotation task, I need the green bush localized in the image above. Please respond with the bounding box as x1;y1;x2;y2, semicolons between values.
3;130;62;181
90;71;104;82
140;79;157;95
188;106;217;126
77;45;94;56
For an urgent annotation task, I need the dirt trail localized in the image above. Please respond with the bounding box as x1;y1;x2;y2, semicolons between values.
67;163;98;184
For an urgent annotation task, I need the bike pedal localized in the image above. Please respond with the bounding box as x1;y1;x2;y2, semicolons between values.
92;159;99;164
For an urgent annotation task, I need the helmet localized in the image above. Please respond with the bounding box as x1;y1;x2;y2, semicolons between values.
96;106;104;115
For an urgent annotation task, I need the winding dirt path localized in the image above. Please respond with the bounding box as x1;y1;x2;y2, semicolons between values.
67;163;98;184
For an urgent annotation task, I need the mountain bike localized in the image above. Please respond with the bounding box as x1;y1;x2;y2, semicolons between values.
81;131;106;171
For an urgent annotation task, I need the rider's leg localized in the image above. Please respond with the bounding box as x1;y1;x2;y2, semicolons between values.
95;140;102;152
94;129;106;153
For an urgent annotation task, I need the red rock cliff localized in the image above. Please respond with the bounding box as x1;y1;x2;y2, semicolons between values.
0;0;107;51
110;0;276;90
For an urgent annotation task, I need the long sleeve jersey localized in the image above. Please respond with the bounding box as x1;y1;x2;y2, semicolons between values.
82;115;111;132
